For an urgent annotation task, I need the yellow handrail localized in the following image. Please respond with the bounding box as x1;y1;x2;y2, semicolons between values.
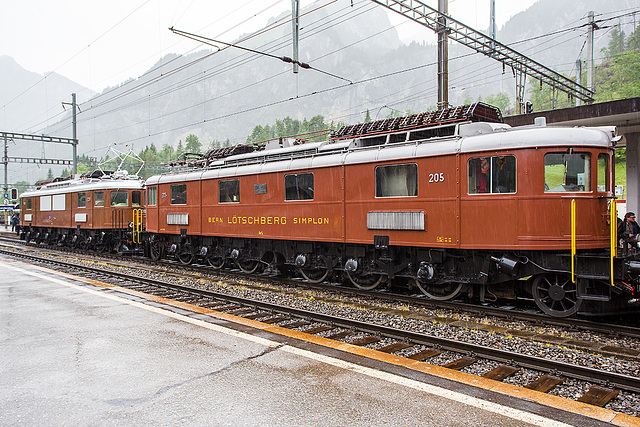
133;208;143;244
571;199;576;283
610;200;617;287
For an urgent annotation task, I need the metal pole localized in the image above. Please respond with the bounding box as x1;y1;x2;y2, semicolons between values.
4;134;7;229
291;0;300;74
72;93;78;175
587;11;594;98
4;134;7;197
489;0;496;39
489;0;496;55
575;59;582;106
437;0;448;109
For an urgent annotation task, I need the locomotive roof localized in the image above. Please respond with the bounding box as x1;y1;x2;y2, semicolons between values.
146;122;616;186
20;176;144;198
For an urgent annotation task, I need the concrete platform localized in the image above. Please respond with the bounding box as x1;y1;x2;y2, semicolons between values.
0;257;633;426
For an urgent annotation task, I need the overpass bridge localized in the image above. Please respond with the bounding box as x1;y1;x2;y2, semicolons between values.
504;97;640;217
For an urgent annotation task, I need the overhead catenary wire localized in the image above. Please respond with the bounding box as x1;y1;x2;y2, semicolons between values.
23;2;640;160
168;26;352;83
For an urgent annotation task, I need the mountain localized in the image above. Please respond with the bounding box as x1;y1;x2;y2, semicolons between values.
0;55;95;132
1;0;637;184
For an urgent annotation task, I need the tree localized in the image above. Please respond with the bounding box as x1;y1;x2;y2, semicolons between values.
184;134;202;154
47;168;54;179
364;109;371;123
593;50;640;102
13;180;32;194
527;77;574;111
160;144;174;161
484;92;511;113
603;23;626;59
628;26;640;51
176;140;184;157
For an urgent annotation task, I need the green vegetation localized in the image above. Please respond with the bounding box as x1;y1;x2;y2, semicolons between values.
245;115;342;144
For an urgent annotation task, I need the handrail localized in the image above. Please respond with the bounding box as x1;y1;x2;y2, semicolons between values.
133;208;144;245
571;199;576;283
610;200;617;287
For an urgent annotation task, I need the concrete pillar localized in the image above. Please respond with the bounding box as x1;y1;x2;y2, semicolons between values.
626;132;640;216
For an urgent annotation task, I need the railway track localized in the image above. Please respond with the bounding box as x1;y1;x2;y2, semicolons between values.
2;244;640;414
2;234;638;342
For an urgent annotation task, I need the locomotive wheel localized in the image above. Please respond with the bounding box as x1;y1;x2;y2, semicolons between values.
415;280;463;301
149;242;164;261
207;255;226;270
346;271;384;290
531;273;582;317
71;236;81;249
177;245;195;265
299;256;331;283
236;259;259;274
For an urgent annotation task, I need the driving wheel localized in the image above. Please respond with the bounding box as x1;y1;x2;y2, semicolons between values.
414;280;463;300
236;259;259;274
531;273;582;317
346;271;384;290
177;244;194;265
299;256;331;283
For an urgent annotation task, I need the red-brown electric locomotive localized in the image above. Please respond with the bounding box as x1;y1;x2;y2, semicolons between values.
144;103;640;318
19;169;145;252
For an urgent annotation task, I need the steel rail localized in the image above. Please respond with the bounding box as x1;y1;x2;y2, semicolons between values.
2;247;639;394
2;235;639;340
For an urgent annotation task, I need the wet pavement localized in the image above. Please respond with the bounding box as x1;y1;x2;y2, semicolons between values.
0;257;617;426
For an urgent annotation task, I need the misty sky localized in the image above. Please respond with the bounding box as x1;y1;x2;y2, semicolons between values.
0;0;536;92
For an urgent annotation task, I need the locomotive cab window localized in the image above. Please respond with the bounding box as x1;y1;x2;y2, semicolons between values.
285;172;314;201
25;198;32;210
77;192;86;208
544;152;590;192
219;180;239;203
111;191;129;206
597;154;610;192
132;191;141;207
170;184;187;205
95;191;105;207
375;163;418;197
468;155;516;194
148;187;157;206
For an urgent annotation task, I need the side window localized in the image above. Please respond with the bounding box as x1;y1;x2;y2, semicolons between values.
468;155;516;194
40;196;52;211
544;152;591;192
219;180;240;203
170;184;187;205
26;198;32;210
285;172;314;201
148;187;157;206
78;192;86;208
132;191;141;207
110;191;129;206
95;191;105;207
597;154;610;192
375;163;418;197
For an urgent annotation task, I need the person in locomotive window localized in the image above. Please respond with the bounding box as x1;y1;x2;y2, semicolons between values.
478;157;490;193
493;156;509;193
469;155;516;194
617;212;640;254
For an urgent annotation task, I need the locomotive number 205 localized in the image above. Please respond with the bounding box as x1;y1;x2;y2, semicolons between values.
429;173;445;183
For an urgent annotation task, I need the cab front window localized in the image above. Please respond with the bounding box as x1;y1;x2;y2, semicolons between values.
545;152;590;192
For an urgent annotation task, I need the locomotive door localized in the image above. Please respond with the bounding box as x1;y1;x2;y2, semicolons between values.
460;153;518;248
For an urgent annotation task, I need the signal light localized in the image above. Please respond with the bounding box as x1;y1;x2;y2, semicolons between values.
525;101;533;114
10;188;18;200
